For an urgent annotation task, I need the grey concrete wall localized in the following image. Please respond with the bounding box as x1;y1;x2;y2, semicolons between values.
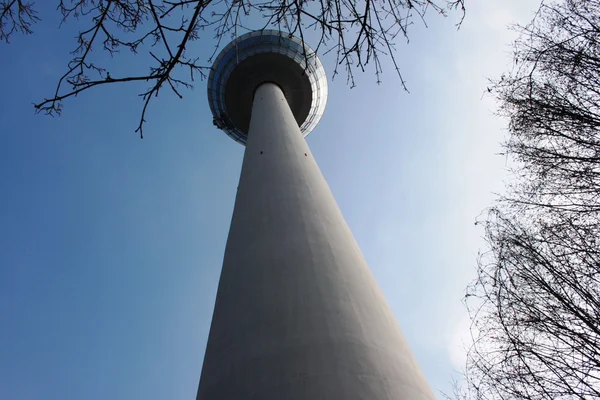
196;82;435;400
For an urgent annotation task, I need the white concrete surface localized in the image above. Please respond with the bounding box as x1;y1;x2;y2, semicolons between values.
196;82;434;399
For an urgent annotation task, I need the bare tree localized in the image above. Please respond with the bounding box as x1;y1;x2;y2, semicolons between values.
457;1;600;399
0;0;464;137
463;208;600;400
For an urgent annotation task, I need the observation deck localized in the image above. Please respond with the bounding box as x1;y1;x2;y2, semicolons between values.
207;30;328;145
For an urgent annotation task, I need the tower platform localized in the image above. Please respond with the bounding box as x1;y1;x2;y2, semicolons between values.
207;30;328;144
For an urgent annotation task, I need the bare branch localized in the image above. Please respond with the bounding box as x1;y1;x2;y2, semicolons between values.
4;0;464;135
0;0;39;42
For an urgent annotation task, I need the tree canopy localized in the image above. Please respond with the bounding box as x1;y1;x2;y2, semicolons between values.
459;1;600;398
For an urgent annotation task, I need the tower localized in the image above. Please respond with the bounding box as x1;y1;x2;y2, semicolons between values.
198;30;435;399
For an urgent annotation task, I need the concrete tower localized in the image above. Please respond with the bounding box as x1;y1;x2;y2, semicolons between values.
197;30;435;400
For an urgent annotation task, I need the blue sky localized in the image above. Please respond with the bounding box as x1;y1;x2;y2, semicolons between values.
0;1;539;399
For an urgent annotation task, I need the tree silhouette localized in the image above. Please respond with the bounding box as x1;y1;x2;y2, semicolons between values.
457;1;600;398
0;0;465;137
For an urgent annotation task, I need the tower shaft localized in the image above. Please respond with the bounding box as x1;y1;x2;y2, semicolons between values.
197;82;435;399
